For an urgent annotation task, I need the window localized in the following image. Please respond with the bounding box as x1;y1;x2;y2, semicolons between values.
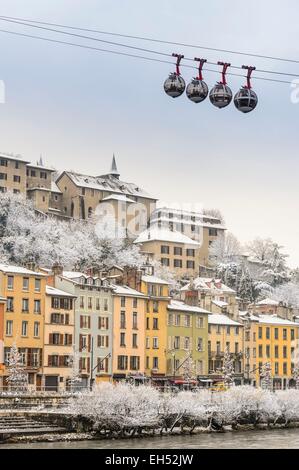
153;337;159;349
6;320;13;336
81;315;90;329
197;317;204;328
291;329;295;341
120;332;126;347
226;342;230;352
88;297;92;309
283;362;287;375
266;327;270;340
283;329;287;341
0;172;8;180
235;342;239;354
174;247;182;256
34;300;41;314
79;296;84;309
174;259;182;268
120;311;126;329
13;175;21;183
33;321;39;338
216;341;221;355
96;298;100;310
98;335;108;348
6;297;14;312
274;328;279;340
132;334;138;348
153;318;158;330
209;228;218;236
283;346;287;358
0;158;8;166
275;345;279;358
186;249;195;257
161;258;170;266
186;261;195;269
146;317;150;330
175;314;180;326
266;345;270;358
118;355;128;370
259;345;263;357
216;325;221;334
7;276;14;290
146;337;150;349
23;277;29;290
226;326;230;335
130;356;140;371
31;170;36;177
184;337;190;350
258;327;263;339
153;357;159;369
153;300;158;312
21;321;28;337
133;312;138;329
121;297;126;307
22;298;29;312
81;188;85;196
161;245;169;254
40;171;47;179
197;337;203;351
133;298;138;308
174;336;180;349
184;315;191;327
275;362;279;374
0;186;7;193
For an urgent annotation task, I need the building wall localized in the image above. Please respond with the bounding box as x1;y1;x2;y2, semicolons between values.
26;166;53;190
43;293;75;390
27;189;51;213
55;276;113;384
141;280;169;377
138;240;200;277
167;309;209;377
0;270;46;387
0;156;27;194
0;300;5;372
112;294;146;378
208;323;244;379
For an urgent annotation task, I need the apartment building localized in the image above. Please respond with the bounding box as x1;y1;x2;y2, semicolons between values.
181;277;239;319
241;312;299;389
0;296;6;374
249;298;294;321
167;300;209;382
208;314;244;385
149;207;226;267
111;284;147;381
54;270;114;386
0;264;46;389
134;226;200;277
55;156;157;236
0;153;29;194
42;285;76;391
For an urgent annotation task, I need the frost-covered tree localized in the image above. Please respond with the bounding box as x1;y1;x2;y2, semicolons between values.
181;352;196;383
68;347;82;391
202;208;225;224
6;342;28;392
260;362;272;391
292;364;299;390
222;347;234;388
247;238;289;287
209;232;241;265
269;282;299;308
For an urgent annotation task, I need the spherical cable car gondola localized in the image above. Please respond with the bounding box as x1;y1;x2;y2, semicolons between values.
209;62;233;109
234;66;258;113
164;53;186;98
186;58;209;103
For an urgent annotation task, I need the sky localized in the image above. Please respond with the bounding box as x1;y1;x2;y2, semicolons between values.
0;0;298;266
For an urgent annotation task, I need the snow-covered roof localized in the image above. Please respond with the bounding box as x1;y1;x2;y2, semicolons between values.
57;171;156;201
46;285;76;297
101;194;135;203
181;277;235;293
62;271;87;280
257;298;279;306
51;181;62;194
48;207;62;213
257;315;298;326
0;264;45;276
27;163;55;172
208;314;242;326
27;186;51;192
134;227;200;246
111;284;146;297
168;300;210;314
0;153;30;164
0;296;6;302
141;275;170;285
212;300;229;308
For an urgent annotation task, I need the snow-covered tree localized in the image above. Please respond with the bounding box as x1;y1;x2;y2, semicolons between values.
269;282;299;308
222;347;234;388
181;352;196;383
6;342;28;392
292;364;299;390
260;362;272;391
68;347;82;391
202;208;225;224
209;232;241;265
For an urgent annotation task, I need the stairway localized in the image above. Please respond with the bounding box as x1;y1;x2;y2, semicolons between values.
0;415;69;441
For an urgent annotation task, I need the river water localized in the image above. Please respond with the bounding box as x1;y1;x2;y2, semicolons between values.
1;429;299;449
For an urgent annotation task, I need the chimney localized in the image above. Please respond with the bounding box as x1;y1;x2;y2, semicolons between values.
52;264;63;276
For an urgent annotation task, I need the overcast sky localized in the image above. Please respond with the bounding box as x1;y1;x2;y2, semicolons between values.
0;0;298;266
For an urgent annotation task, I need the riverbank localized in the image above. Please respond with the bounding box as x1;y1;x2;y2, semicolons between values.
2;427;299;449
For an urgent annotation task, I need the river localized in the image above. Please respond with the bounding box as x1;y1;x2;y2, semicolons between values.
1;428;299;448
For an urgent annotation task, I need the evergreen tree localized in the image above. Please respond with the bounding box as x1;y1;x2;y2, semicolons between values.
6;342;28;393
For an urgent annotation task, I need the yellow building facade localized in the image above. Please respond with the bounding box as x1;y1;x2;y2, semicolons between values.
208;314;244;385
0;265;46;389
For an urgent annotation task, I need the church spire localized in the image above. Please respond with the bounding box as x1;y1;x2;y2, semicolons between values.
109;153;120;179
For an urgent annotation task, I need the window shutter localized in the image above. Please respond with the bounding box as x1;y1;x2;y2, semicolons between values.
106;317;109;329
60;334;63;345
49;333;53;345
79;334;82;352
87;357;90;372
88;335;91;352
61;314;64;324
65;314;69;325
88;316;91;329
79;358;82;371
69;334;72;345
80;316;83;328
106;336;109;348
59;356;64;367
48;355;51;366
105;358;108;373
